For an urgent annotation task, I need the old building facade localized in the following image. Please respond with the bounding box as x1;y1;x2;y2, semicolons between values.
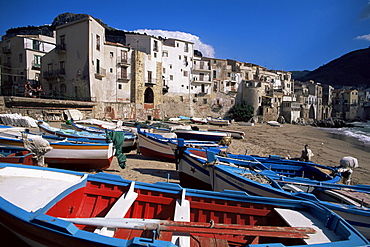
0;34;55;96
5;13;366;122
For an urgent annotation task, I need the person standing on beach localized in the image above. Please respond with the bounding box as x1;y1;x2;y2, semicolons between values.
301;144;314;161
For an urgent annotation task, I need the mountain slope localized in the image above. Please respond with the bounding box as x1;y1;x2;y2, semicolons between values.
298;47;370;87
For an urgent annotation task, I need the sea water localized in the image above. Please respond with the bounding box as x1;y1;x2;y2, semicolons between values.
318;121;370;150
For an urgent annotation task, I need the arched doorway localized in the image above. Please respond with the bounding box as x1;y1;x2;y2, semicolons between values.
309;105;316;119
144;87;154;103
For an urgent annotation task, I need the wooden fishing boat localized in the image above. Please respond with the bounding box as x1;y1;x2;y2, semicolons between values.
0;150;36;166
137;128;227;162
72;121;115;134
173;129;231;142
0;128;114;170
175;147;341;191
211;162;370;239
267;121;281;127
38;122;137;153
206;118;230;126
72;120;136;134
190;117;208;124
0;163;368;246
207;128;245;139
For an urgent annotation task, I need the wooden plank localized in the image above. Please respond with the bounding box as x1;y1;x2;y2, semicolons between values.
64;217;314;239
94;181;138;237
274;208;340;244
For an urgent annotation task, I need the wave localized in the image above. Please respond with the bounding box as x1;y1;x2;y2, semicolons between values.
318;121;370;147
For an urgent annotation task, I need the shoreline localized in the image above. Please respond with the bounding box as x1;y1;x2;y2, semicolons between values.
46;122;370;185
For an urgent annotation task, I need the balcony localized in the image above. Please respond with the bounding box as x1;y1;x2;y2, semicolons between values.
43;69;66;79
32;61;41;70
117;77;130;83
55;43;67;53
95;67;106;80
117;57;130;66
145;78;156;86
193;76;211;84
2;47;11;53
193;64;211;72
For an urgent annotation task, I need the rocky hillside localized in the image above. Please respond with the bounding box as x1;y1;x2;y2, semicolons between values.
297;47;370;87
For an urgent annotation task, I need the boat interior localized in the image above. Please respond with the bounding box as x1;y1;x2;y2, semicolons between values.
0;166;356;246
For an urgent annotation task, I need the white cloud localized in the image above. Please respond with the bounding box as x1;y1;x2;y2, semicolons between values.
134;29;215;57
355;34;370;41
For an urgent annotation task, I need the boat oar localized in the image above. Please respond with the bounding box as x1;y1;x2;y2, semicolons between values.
61;217;315;239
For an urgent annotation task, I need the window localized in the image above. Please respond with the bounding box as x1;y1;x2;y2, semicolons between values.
118;84;122;90
184;43;188;52
34;55;41;66
170;75;173;80
19;54;22;63
163;68;166;74
179;55;181;60
96;35;100;51
59;61;65;75
33;40;40;50
60;35;65;45
148;71;152;83
153;40;158;51
213;70;216;79
183;71;188;77
96;59;100;74
163;51;168;57
121;67;127;79
200;61;204;69
110;52;113;58
199;73;204;81
48;63;53;72
121;50;127;63
154;53;157;58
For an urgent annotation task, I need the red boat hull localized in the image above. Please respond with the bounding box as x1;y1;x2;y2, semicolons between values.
0;151;36;166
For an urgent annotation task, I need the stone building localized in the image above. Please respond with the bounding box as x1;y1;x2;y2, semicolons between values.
294;80;323;121
1;13;337;123
332;89;359;120
0;34;55;96
241;65;293;122
40;15;136;120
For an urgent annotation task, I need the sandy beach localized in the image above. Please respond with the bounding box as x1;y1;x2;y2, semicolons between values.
91;122;370;185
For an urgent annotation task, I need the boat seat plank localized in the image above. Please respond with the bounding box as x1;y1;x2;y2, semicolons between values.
324;189;362;206
274;208;340;244
94;181;138;237
172;189;191;246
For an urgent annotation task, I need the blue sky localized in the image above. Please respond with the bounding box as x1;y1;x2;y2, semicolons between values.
1;0;369;71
